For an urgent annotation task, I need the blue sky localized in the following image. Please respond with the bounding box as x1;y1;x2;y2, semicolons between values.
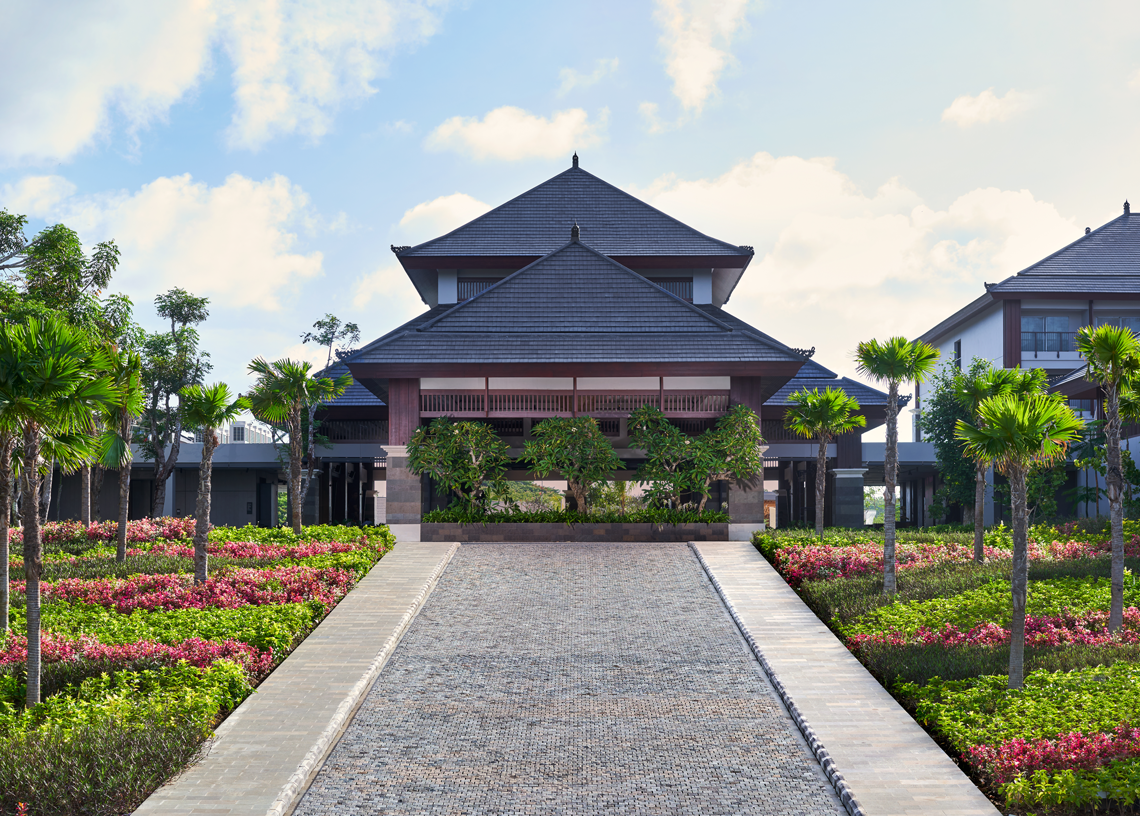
3;0;1140;440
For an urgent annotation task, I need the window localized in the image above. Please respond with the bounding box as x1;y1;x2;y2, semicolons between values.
1021;315;1076;354
1096;316;1140;334
953;339;962;371
457;279;497;300
648;278;693;301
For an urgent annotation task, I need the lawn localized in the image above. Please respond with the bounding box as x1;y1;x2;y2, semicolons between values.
755;523;1140;814
0;518;395;816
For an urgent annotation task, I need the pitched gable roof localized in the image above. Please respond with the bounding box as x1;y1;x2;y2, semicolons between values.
396;165;753;261
989;210;1140;295
349;241;803;366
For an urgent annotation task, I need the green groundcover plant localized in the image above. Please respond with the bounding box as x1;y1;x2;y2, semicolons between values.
752;524;1140;814
421;506;730;525
0;519;395;816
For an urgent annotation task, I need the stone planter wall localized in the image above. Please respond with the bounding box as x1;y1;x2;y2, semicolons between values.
419;522;729;542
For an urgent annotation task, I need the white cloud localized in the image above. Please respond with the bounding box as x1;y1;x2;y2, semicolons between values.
353;262;425;311
941;87;1033;127
0;175;78;217
653;0;752;112
37;172;323;310
218;0;448;150
425;106;607;161
558;57;620;95
0;0;449;163
397;192;491;244
639;101;669;134
0;0;215;165
632;152;1075;385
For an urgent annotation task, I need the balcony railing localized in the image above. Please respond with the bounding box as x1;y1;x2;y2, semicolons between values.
420;390;730;419
1021;331;1079;358
321;420;389;442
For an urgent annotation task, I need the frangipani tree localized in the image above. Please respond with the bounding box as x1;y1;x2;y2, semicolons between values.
953;366;1047;563
784;388;866;536
1077;324;1140;632
247;358;351;533
407;417;511;512
855;336;940;595
0;316;115;705
180;384;250;584
956;392;1082;689
523;416;622;513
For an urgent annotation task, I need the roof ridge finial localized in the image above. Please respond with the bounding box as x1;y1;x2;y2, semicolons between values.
1126;200;1131;215
572;152;578;168
571;221;580;241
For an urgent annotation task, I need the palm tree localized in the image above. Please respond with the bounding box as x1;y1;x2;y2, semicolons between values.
784;388;866;536
180;384;250;583
247;358;350;533
855;336;940;595
97;348;145;563
957;392;1082;689
0;424;14;633
953;366;1047;562
1077;324;1140;633
0;316;114;706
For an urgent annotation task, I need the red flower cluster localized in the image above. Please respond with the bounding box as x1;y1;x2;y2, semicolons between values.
0;631;273;677
847;607;1140;651
8;517;198;546
967;723;1140;785
24;566;355;613
137;539;362;560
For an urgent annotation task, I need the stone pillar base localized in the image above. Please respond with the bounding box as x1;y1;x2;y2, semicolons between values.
833;468;867;529
387;523;421;543
729;522;765;540
383;445;423;526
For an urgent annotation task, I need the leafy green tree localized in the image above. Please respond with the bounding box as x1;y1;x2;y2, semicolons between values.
784;388;866;536
920;360;985;527
137;288;211;516
957;392;1082;689
97;349;145;562
0;316;115;705
180;384;250;583
407;417;511;511
1078;324;1140;633
1026;463;1066;523
629;406;699;508
300;313;361;499
523;417;622;513
856;336;940;595
949;364;1046;562
247;358;351;533
691;405;767;513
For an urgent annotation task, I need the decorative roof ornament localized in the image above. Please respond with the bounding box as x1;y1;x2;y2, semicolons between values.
570;221;580;241
390;244;410;254
791;346;816;359
1127;200;1131;214
1086;227;1091;234
738;245;755;254
572;152;579;168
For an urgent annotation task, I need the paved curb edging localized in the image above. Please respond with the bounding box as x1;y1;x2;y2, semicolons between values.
689;542;864;816
267;541;460;816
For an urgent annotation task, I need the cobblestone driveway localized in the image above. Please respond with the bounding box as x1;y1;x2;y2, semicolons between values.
294;543;844;816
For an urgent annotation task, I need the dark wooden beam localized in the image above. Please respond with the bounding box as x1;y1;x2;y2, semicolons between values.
1003;299;1022;368
348;361;804;378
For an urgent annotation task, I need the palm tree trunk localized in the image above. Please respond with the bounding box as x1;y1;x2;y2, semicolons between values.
194;431;216;584
91;464;105;520
290;409;303;534
80;464;91;526
973;461;986;563
22;425;43;707
38;460;53;525
815;437;827;537
116;461;131;563
1105;382;1125;632
883;380;900;595
1008;465;1029;690
0;433;11;633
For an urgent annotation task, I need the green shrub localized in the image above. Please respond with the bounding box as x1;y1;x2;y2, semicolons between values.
1002;760;1140;810
421;507;730;524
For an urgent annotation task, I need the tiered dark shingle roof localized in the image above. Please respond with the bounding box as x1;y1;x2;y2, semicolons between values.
351;241;804;365
988;208;1140;295
763;358;895;408
395;165;753;262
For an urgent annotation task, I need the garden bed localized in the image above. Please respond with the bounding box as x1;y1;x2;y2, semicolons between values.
0;518;394;816
754;523;1140;815
421;521;729;542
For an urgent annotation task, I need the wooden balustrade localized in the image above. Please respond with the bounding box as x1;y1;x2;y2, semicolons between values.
420;390;729;418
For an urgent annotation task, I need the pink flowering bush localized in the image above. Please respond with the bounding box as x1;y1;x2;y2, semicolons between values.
0;631;273;678
24;565;356;614
968;724;1140;786
136;538;361;560
7;517;198;548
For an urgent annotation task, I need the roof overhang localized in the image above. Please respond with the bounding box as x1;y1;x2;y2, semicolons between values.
398;254;751;270
988;290;1140;300
919;292;996;345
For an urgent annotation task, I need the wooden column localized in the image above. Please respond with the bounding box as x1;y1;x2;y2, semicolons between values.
730;376;764;417
387;378;421;445
1002;300;1021;368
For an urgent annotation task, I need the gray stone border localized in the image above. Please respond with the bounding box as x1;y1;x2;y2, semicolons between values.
689;542;865;816
271;541;459;816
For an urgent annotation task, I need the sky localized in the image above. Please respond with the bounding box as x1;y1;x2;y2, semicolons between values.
4;0;1140;442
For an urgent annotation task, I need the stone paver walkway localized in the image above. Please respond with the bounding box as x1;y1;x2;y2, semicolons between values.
135;541;459;816
692;542;1000;816
294;543;844;816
